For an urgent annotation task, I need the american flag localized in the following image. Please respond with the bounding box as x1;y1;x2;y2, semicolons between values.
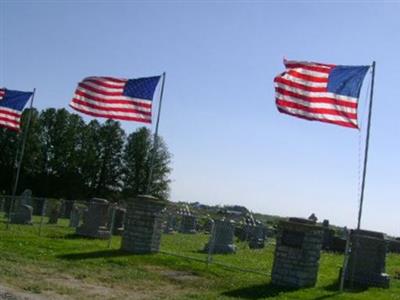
0;88;33;131
70;76;161;123
275;60;370;129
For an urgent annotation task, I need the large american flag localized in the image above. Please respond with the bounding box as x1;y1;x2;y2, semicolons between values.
70;75;161;123
275;60;370;129
0;88;33;131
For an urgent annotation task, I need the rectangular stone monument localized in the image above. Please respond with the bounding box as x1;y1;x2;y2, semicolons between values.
204;219;236;254
249;224;266;249
121;195;167;254
48;203;60;224
271;218;323;288
10;204;33;225
69;205;83;227
342;229;390;288
76;198;111;239
179;214;197;234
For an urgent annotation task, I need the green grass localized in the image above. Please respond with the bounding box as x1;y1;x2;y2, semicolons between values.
0;215;399;299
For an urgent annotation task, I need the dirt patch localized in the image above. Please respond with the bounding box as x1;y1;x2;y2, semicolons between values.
0;284;48;300
159;270;200;283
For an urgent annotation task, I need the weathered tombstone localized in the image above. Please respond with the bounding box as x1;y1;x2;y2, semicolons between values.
342;229;390;288
76;198;111;239
32;197;46;216
63;200;74;218
271;218;323;288
249;224;266;249
163;214;175;234
121;195;167;254
69;205;82;227
10;204;33;225
20;189;32;206
204;219;236;254
48;204;60;224
179;214;197;234
112;207;126;235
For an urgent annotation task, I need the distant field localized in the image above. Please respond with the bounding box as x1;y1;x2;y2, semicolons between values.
0;216;399;299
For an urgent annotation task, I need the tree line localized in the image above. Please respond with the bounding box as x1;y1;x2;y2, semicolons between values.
0;108;172;201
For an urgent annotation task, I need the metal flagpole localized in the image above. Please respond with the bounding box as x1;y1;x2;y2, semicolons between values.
357;61;376;230
6;88;36;229
145;72;166;195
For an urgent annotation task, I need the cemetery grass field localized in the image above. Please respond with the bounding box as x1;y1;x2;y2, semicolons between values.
0;216;400;300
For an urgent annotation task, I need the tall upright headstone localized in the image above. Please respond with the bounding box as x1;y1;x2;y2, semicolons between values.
204;219;236;254
271;218;323;288
179;214;197;234
20;189;32;206
342;229;390;288
76;198;111;239
69;205;82;227
248;223;266;249
121;195;167;254
10;190;33;224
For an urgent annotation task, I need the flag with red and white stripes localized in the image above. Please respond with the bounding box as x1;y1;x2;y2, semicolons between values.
0;88;33;131
274;60;370;129
70;75;161;123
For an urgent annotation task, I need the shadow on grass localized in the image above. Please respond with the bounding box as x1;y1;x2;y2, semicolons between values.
58;249;132;260
222;282;299;299
323;280;368;293
62;233;108;240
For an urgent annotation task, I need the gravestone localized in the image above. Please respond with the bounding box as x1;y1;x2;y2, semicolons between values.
32;198;46;216
271;218;323;288
112;207;126;235
10;204;33;225
249;224;266;249
342;229;390;288
48;205;60;224
76;198;111;239
204;219;236;254
179;214;197;234
69;205;82;227
20;189;32;206
121;195;167;254
163;214;176;234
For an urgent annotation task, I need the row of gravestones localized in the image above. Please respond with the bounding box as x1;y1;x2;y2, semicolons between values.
6;193;394;289
117;196;393;289
163;213;267;250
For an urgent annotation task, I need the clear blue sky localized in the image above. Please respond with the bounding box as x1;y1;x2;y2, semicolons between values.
2;1;400;235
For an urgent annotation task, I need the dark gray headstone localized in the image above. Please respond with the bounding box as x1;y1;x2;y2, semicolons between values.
10;204;33;225
179;215;197;234
76;198;111;239
69;206;82;227
342;229;390;288
249;224;266;249
204;219;236;254
20;189;32;206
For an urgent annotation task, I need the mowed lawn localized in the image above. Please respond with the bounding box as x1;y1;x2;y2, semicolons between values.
0;216;399;300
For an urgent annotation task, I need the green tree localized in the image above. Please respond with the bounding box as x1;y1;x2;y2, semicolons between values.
92;119;125;199
123;127;172;200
